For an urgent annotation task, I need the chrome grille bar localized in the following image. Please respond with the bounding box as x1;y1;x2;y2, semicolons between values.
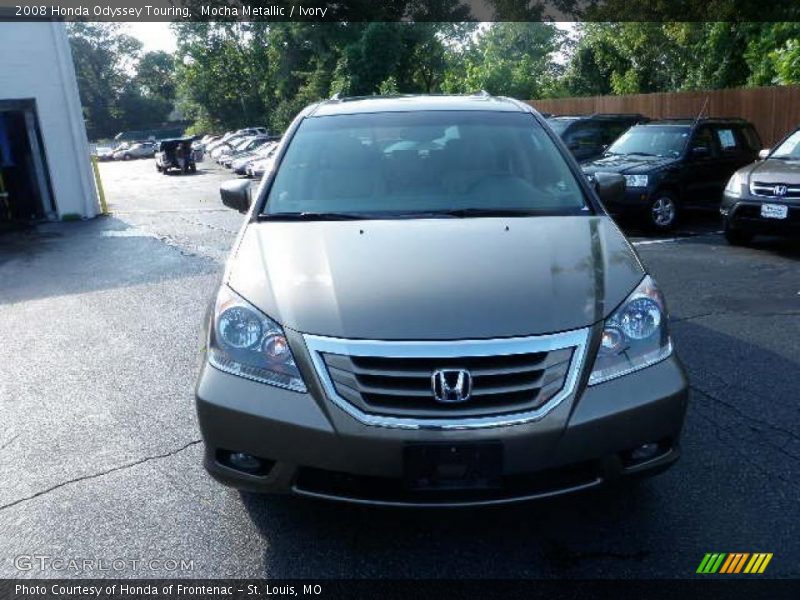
303;328;591;430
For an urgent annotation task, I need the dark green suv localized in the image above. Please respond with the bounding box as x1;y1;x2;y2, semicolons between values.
582;118;761;230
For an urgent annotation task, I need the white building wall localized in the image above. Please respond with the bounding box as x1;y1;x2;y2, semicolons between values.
0;21;99;219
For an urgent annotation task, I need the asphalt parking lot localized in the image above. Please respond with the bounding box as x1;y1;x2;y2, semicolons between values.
0;157;798;579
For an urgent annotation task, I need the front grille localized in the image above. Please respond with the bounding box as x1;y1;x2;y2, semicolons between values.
751;181;800;198
320;346;574;418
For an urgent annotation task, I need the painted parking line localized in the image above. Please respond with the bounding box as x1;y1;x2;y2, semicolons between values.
632;231;723;246
111;208;232;215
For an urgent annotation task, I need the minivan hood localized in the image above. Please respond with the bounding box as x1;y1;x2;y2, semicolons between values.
582;154;676;175
226;216;644;340
746;158;800;183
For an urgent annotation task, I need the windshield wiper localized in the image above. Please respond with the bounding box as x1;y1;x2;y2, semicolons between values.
261;211;374;221
624;151;657;157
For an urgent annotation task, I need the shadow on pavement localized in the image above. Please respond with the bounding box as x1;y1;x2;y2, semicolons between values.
0;216;217;305
240;482;660;578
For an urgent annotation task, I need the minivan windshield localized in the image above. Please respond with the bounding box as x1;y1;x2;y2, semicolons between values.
771;129;800;159
606;126;690;158
263;111;588;218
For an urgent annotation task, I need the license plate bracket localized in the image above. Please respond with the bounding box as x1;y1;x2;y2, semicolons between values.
761;203;788;219
404;442;503;491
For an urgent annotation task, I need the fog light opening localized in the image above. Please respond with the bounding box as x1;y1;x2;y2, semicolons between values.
217;449;274;476
622;441;666;467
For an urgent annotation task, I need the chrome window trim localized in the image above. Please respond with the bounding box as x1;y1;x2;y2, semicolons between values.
303;328;591;430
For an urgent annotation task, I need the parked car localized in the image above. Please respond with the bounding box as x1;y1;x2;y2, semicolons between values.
155;137;197;174
220;136;271;167
92;146;115;161
216;136;261;164
721;126;800;245
548;113;648;162
231;142;277;175
245;156;275;179
210;136;252;160
113;142;155;161
237;127;269;137
195;94;688;506
582;117;761;230
206;132;239;154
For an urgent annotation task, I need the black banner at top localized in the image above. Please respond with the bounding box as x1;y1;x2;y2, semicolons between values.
2;0;800;22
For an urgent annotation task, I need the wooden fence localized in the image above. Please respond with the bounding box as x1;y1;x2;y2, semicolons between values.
528;85;800;147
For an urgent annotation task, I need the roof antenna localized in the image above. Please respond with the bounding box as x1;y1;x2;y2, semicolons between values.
693;96;710;126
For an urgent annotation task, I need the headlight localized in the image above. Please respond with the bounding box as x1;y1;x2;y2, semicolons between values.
725;171;745;196
589;275;672;385
623;174;649;188
208;286;307;392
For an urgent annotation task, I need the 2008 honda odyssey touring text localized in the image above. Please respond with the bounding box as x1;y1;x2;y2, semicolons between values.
195;94;689;506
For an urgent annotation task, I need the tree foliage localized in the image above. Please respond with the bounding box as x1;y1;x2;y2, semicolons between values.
560;22;800;97
67;24;177;140
68;20;800;139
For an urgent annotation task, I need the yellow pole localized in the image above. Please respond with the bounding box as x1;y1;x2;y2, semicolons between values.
90;154;109;215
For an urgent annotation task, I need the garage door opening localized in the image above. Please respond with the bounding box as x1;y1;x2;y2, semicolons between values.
0;99;55;229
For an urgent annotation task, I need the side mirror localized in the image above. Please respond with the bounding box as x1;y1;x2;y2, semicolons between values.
758;148;771;160
220;179;251;213
593;172;625;204
691;146;710;159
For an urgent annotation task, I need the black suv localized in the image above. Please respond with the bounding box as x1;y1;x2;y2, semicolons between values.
548;113;648;162
582;118;762;230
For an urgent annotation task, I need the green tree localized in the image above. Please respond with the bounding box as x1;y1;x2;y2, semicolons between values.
67;23;142;139
453;23;564;98
135;51;177;103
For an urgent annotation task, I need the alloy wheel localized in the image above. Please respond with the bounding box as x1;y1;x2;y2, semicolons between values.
651;195;676;228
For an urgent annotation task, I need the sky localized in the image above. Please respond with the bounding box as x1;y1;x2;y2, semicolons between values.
127;21;578;56
127;23;177;53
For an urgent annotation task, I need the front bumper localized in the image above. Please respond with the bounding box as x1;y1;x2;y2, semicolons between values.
722;194;800;236
195;339;688;506
602;187;652;217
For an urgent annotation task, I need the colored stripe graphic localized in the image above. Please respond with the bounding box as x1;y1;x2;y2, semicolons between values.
699;553;773;574
697;553;727;573
720;553;749;573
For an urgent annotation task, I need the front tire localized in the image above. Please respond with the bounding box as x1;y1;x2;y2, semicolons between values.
723;221;754;246
123;154;131;161
648;192;678;231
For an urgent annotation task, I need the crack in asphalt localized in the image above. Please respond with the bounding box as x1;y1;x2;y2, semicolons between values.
689;408;791;484
688;383;800;445
673;309;800;323
689;391;798;475
0;439;201;512
0;433;20;452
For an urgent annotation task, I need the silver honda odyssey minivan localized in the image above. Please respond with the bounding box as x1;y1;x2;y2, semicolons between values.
196;94;688;506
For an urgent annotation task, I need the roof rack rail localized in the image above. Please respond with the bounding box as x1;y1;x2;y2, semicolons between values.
471;90;491;98
589;112;646;118
658;116;748;122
